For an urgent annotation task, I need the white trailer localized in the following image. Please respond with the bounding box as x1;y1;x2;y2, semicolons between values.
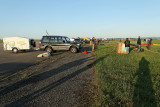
3;37;36;53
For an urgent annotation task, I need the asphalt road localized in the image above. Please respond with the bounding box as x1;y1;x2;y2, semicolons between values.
0;44;94;107
0;43;47;79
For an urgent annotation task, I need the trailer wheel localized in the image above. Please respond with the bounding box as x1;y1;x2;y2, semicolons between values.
12;48;18;53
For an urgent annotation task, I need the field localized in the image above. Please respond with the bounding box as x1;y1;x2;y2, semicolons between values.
94;40;160;106
0;40;2;43
35;39;40;42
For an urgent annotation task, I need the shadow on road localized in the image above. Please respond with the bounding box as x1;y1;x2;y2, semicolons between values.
6;61;94;106
0;57;92;96
3;54;108;106
133;57;157;107
0;62;32;78
0;47;90;96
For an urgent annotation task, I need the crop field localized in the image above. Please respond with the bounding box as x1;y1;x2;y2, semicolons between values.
94;40;160;106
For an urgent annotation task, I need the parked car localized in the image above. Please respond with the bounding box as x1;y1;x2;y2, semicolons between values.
39;36;82;53
3;37;36;53
70;38;85;44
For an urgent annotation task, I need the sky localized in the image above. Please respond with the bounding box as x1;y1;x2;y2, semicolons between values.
0;0;160;39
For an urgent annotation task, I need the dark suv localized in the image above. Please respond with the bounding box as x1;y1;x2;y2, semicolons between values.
39;36;82;53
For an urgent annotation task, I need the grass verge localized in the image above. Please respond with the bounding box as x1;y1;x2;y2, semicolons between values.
94;40;160;106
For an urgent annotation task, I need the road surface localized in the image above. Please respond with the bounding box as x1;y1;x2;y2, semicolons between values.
0;45;95;107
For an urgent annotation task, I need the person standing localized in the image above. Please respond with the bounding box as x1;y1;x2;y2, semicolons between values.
148;38;152;50
92;37;95;51
124;38;130;54
137;36;141;52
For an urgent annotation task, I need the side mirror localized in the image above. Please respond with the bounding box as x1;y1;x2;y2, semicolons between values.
63;40;65;43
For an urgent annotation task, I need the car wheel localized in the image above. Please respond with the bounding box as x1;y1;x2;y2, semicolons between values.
45;47;53;53
12;48;18;53
70;47;77;53
53;50;57;53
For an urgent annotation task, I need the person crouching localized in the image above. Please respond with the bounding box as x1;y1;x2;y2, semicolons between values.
124;38;130;54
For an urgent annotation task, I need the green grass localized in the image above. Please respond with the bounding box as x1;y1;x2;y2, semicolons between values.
94;40;160;107
112;39;160;44
0;40;2;43
35;40;40;42
152;39;160;44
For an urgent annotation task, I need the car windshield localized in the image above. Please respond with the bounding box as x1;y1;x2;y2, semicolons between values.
66;37;70;43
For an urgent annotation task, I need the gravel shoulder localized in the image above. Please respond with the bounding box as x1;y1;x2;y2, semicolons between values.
0;45;95;107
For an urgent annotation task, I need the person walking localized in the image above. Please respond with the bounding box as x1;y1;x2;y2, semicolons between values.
148;38;152;50
124;38;130;54
92;37;95;51
137;36;141;52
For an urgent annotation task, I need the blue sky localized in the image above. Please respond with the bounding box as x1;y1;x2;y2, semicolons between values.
0;0;160;39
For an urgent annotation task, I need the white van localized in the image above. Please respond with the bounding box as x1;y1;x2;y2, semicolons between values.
3;37;36;53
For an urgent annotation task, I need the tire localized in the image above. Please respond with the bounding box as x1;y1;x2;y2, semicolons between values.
77;49;80;53
45;47;53;53
70;47;77;53
53;50;57;53
21;50;26;52
12;48;18;53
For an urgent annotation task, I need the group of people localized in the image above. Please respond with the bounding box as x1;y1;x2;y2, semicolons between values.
124;36;152;54
91;36;152;54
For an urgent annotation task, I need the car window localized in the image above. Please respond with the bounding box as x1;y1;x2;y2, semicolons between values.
58;37;63;42
66;37;70;43
42;37;50;42
54;37;58;42
50;37;58;43
50;37;54;42
62;37;66;42
50;37;55;42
